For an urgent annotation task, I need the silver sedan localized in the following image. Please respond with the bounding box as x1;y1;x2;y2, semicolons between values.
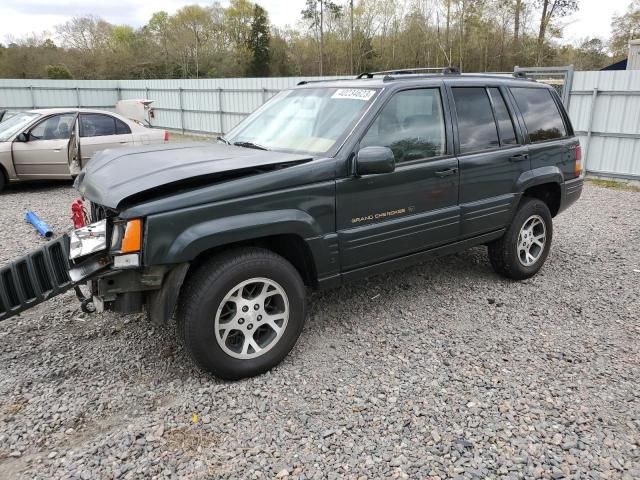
0;108;168;192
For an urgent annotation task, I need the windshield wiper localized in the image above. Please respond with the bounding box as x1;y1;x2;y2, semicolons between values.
233;141;269;151
217;136;230;144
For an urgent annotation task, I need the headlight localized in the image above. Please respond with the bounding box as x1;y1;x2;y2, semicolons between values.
69;219;108;260
110;219;142;254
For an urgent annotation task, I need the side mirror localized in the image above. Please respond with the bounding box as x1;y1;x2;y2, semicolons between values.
16;132;29;142
356;146;395;176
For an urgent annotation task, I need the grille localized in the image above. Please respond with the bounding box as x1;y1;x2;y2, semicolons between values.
0;236;73;321
90;202;108;222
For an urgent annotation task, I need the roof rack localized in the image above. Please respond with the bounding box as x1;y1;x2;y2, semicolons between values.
512;71;528;79
296;78;355;86
357;66;460;79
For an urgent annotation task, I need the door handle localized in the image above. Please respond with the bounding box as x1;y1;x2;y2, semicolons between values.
119;141;128;144
509;153;529;162
434;167;458;177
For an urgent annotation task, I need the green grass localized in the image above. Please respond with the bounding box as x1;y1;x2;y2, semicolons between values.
587;178;640;192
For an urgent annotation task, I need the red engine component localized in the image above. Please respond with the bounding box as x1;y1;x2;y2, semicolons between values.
71;199;88;229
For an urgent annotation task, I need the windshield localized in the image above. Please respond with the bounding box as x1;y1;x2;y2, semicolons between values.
0;112;40;142
225;87;379;155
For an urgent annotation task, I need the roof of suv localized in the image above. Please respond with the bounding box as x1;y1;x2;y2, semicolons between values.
295;73;549;90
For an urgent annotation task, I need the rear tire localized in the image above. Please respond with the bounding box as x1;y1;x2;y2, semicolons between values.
177;247;307;380
488;198;553;280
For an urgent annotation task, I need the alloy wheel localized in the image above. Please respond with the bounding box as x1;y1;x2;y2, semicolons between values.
214;277;289;359
517;214;546;267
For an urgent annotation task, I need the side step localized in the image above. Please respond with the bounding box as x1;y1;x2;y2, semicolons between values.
0;236;74;321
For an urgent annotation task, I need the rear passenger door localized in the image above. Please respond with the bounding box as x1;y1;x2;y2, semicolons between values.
79;113;133;166
509;87;575;179
448;85;529;238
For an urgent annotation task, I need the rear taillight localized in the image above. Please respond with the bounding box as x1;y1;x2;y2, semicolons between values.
574;144;583;176
164;130;169;142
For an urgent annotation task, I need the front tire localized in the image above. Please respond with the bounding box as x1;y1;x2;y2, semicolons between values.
177;248;307;380
488;198;553;280
0;170;6;194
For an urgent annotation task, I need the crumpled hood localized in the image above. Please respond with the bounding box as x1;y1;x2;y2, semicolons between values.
75;142;312;209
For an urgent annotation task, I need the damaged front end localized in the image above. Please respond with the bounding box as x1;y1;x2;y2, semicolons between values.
0;200;186;325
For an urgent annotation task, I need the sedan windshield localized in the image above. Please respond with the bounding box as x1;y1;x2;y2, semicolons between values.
224;87;379;155
0;112;40;142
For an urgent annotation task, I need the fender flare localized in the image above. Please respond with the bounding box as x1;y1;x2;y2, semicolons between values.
146;209;324;266
515;166;564;193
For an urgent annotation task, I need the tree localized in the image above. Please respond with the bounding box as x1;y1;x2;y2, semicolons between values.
536;0;578;65
248;5;270;76
610;0;640;58
172;5;212;78
0;0;617;80
573;38;609;69
46;64;73;79
302;0;342;75
147;11;172;76
56;16;112;51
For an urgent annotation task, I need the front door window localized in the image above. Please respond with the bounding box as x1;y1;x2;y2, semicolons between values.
29;114;76;141
361;88;446;162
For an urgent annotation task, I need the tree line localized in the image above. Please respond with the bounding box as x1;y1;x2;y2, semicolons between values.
1;0;639;80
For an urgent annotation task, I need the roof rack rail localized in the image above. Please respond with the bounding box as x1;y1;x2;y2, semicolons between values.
297;78;356;86
357;66;460;79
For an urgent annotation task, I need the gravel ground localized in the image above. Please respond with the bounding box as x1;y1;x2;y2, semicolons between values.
0;181;638;479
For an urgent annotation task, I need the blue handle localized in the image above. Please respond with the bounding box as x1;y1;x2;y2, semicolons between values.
25;211;53;238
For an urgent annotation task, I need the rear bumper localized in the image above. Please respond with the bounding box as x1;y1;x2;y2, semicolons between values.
558;176;584;215
0;236;73;321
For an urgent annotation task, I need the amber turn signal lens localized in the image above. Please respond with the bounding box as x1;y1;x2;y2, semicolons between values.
121;219;142;253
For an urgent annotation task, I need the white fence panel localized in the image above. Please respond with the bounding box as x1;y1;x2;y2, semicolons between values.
1;73;639;178
0;76;347;136
569;71;640;179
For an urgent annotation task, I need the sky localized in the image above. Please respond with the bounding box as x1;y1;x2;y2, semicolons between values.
0;0;633;46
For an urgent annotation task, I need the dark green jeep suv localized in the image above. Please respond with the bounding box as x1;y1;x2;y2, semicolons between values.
0;70;583;379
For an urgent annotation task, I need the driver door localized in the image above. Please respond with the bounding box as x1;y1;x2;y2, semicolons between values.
336;87;460;271
12;112;78;178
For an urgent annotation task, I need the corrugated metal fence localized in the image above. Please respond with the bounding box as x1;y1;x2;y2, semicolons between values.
569;71;640;180
0;77;347;136
1;72;639;179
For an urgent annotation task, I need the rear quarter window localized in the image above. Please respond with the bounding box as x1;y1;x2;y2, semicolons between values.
510;87;567;143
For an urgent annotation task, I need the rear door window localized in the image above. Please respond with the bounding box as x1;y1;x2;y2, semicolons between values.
80;114;116;137
115;118;131;134
488;88;518;146
510;87;567;142
451;87;499;153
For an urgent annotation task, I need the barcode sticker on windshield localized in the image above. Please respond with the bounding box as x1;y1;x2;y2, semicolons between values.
332;89;376;101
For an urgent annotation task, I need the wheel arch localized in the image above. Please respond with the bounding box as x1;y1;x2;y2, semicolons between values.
515;167;563;217
189;234;319;288
146;234;319;326
522;182;561;217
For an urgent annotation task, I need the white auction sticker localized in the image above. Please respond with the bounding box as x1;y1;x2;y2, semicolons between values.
331;89;376;101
